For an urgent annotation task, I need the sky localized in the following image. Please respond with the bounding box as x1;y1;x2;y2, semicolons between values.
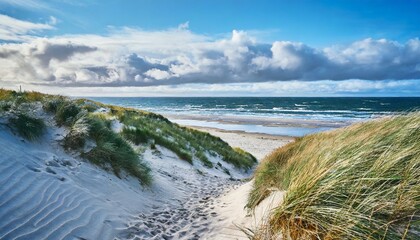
0;0;419;97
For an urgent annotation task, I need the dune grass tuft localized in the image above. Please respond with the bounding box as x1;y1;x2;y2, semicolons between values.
121;126;149;145
63;114;89;150
248;113;420;239
82;114;152;185
8;113;46;141
55;101;82;126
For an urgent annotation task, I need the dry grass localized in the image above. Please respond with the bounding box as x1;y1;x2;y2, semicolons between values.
248;113;420;239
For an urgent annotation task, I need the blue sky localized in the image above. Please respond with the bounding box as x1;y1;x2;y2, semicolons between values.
3;0;420;46
0;0;419;96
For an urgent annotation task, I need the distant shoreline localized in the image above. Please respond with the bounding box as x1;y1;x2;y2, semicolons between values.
164;113;351;128
164;113;351;137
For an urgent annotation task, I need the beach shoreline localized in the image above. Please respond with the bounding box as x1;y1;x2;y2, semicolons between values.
164;113;351;128
189;126;294;160
165;113;345;138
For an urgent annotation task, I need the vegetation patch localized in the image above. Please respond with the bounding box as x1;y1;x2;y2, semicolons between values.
248;113;420;239
0;101;12;112
82;114;152;185
1;88;257;185
8;113;46;141
116;107;256;169
121;126;149;145
55;101;82;126
63;115;89;150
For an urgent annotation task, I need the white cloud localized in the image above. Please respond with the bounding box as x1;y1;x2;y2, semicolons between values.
178;21;189;30
2;80;418;97
0;0;53;10
0;14;54;41
144;69;172;80
0;20;419;89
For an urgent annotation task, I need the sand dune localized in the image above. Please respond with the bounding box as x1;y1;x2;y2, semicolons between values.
0;114;272;239
0;124;144;240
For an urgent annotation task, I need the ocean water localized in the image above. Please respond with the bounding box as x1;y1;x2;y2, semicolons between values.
89;97;420;136
90;97;420;121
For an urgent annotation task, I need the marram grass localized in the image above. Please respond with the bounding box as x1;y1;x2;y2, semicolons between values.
248;113;420;239
1;88;257;186
9;113;46;141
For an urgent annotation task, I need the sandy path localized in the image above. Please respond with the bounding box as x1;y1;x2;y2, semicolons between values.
199;128;290;239
121;127;291;240
123;174;243;240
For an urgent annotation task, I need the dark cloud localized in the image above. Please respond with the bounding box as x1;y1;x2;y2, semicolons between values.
0;40;96;66
127;53;168;72
33;42;97;67
1;32;419;87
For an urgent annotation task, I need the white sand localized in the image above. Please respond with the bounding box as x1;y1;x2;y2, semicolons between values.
195;127;290;240
0;115;257;239
191;126;293;160
0;109;290;239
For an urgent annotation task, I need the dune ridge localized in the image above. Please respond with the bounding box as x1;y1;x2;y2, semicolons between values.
0;89;264;239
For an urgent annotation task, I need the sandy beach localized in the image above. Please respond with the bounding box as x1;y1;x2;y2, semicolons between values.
190;126;294;160
166;113;349;129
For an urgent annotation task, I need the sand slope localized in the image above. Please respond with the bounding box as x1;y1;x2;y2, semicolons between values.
0;116;254;239
199;128;290;240
0;122;152;240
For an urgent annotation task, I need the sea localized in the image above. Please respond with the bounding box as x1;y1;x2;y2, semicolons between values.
89;97;420;137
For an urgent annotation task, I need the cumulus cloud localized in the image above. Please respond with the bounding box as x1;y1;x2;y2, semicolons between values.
0;39;96;82
0;20;419;87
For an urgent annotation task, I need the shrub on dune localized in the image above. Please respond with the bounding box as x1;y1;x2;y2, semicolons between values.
0;101;12;112
8;113;46;141
83;114;152;186
121;126;149;145
55;101;82;126
63;114;89;150
74;99;101;112
248;113;420;239
43;97;66;113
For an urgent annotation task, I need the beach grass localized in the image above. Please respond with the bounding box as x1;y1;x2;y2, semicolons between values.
248;113;420;239
1;88;257;186
111;105;256;169
8;113;46;141
54;100;82;126
83;114;152;185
